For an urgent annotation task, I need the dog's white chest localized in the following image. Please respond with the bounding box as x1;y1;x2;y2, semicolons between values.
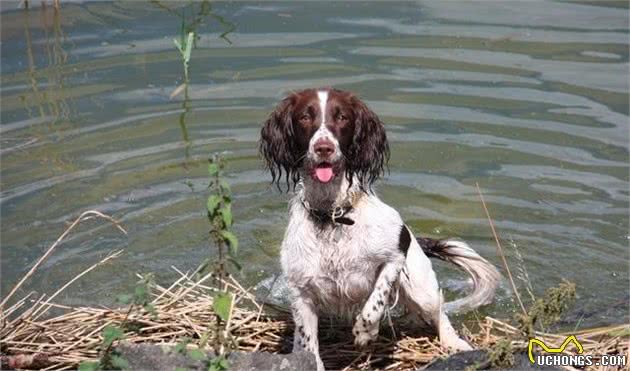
282;223;379;313
280;195;404;314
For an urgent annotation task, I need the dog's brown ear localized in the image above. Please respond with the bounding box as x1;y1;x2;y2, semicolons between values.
346;96;390;190
260;94;301;191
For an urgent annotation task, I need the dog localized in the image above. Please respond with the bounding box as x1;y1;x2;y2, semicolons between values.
259;88;500;370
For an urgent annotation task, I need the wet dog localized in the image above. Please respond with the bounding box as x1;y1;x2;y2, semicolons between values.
260;88;500;370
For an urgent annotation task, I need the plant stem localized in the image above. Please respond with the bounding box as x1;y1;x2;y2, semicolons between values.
475;182;527;316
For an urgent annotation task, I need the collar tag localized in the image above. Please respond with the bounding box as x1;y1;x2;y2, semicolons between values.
303;201;355;226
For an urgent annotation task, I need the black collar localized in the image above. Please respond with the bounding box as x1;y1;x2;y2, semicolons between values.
303;203;355;226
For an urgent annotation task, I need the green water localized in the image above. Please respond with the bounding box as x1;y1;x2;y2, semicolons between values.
1;1;628;328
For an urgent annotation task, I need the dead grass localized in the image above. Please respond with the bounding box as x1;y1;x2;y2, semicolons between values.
1;210;627;370
1;265;628;370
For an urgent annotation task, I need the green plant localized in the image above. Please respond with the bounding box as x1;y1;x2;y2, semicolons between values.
162;0;234;167
516;279;576;337
195;155;240;366
78;274;156;371
208;355;230;371
174;31;194;84
154;0;235;45
482;279;577;370
206;155;240;274
487;338;514;368
161;3;238;359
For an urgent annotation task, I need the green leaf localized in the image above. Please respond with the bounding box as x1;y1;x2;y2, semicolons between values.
206;195;221;214
208;356;229;371
184;32;195;64
141;273;155;285
174;338;190;354
102;325;125;348
213;292;232;322
218;357;229;368
220;204;232;227
208;162;219;176
195;259;212;279
134;284;148;305
116;294;132;305
173;38;183;53
110;355;130;370
78;361;100;371
218;179;231;194
220;230;238;255
188;348;206;361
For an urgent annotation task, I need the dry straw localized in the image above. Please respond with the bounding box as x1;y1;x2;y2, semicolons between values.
1;211;628;370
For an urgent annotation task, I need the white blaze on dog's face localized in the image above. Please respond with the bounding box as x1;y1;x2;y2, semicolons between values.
286;88;357;185
260;87;389;190
308;90;342;183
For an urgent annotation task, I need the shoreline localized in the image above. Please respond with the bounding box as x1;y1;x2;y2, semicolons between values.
2;266;627;370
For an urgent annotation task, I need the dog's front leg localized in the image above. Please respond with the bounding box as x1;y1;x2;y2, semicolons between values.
353;261;402;347
292;296;324;371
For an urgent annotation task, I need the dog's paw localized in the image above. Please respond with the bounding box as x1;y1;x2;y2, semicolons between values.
440;336;472;352
352;316;379;348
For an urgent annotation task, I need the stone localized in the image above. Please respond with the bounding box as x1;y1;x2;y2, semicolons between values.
254;274;292;309
115;343;317;371
423;350;562;370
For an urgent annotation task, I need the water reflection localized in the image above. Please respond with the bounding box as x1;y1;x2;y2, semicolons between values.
26;3;73;125
2;2;75;160
0;1;627;328
3;2;78;174
153;0;235;170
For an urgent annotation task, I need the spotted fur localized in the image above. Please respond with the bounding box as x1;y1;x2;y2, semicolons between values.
260;89;501;371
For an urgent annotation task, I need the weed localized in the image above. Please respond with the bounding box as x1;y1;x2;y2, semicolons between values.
477;184;578;365
481;279;577;369
178;155;240;368
205;155;240;278
174;31;195;84
189;154;241;367
487;338;515;368
510;237;536;302
516;280;576;337
78;274;156;371
208;355;230;371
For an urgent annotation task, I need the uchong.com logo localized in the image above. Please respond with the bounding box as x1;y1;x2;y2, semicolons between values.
528;335;627;368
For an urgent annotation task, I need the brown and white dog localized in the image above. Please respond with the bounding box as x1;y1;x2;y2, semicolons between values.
260;88;500;370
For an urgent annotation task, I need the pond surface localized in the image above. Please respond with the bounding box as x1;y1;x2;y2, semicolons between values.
1;1;628;328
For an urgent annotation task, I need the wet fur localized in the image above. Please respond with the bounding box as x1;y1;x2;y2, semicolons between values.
260;88;500;371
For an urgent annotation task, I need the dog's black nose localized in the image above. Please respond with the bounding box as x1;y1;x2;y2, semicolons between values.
314;139;334;158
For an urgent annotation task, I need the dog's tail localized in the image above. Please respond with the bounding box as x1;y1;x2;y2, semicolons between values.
417;237;501;314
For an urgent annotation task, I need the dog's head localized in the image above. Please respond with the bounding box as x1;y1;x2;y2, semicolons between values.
260;88;389;191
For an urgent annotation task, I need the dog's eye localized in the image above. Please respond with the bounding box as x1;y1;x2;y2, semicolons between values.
299;114;312;124
336;114;349;123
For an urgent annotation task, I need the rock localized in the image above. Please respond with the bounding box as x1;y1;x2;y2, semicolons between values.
115;343;317;371
423;350;562;370
424;350;488;370
115;343;197;370
254;274;292;309
229;350;317;371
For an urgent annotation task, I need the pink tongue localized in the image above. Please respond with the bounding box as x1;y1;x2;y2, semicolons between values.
315;167;334;183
